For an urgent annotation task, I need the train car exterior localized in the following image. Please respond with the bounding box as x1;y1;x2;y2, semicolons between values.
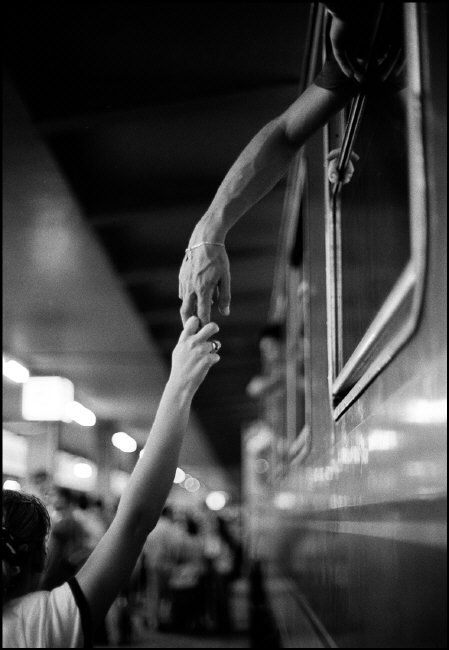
243;4;447;648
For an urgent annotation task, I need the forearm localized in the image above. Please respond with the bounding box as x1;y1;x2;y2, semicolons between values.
190;84;350;245
76;317;218;623
114;379;192;535
191;118;296;243
75;380;192;620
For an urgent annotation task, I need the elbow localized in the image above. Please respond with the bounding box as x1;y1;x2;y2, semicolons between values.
259;115;299;163
273;113;303;152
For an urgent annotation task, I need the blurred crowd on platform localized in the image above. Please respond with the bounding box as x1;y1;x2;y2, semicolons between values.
24;471;244;646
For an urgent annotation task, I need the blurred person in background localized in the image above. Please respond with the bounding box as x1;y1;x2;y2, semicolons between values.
73;494;109;645
40;487;89;592
246;323;285;399
25;470;53;506
3;316;221;647
169;514;206;633
73;494;107;554
203;512;236;633
142;505;184;631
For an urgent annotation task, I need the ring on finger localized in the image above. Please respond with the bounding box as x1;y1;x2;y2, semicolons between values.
210;339;221;353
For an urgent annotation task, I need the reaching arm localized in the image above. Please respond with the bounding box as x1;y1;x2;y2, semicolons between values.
75;316;220;624
179;83;351;325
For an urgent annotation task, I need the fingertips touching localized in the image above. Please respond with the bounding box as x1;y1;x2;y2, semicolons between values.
195;321;219;341
197;298;212;327
180;293;197;326
181;315;201;338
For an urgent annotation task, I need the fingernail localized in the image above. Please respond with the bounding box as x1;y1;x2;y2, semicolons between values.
223;306;230;316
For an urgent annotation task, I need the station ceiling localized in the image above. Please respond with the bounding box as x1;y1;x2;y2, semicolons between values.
3;2;309;481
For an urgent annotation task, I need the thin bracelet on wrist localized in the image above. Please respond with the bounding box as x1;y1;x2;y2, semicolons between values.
184;241;225;259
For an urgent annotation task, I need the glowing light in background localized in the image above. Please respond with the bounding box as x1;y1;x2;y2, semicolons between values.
403;398;447;425
405;461;440;479
337;445;369;465
54;451;97;491
110;470;130;497
65;401;96;427
3;429;27;478
330;494;349;509
206;491;228;510
73;462;93;479
173;468;186;484
3;357;29;383
184;477;200;493
112;431;137;453
368;429;398;451
3;480;21;491
22;376;74;421
274;492;296;510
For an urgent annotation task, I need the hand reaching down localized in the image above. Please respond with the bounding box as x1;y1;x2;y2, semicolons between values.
179;243;231;326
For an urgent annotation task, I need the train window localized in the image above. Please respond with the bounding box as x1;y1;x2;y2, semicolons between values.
340;95;410;363
325;4;427;418
276;152;311;462
286;196;310;459
266;148;311;469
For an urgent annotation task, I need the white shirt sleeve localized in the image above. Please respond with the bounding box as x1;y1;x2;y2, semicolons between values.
3;581;88;648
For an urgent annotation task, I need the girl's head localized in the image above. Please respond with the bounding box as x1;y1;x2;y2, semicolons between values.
2;490;51;602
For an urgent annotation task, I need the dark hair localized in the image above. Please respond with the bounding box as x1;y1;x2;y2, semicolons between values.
77;493;89;510
2;490;51;599
55;486;73;505
258;322;285;343
186;516;199;536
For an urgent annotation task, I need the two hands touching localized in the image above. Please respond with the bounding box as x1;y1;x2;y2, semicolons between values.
170;315;221;395
177;8;401;328
177;143;359;328
179;242;231;327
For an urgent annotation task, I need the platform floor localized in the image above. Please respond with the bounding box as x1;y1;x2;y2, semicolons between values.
97;578;251;648
107;631;249;648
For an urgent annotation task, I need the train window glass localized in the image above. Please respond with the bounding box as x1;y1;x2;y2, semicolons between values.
286;197;309;458
340;91;410;364
264;4;325;463
325;4;427;417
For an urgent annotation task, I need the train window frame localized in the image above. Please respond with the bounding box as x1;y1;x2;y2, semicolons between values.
285;159;311;462
325;3;428;420
268;3;325;469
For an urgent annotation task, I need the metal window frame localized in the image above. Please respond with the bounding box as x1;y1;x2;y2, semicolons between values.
269;4;325;468
325;3;428;420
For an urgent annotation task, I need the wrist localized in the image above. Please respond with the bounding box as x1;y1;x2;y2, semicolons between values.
190;213;228;245
165;376;195;405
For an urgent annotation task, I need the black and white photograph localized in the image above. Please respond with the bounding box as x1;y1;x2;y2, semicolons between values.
3;2;447;648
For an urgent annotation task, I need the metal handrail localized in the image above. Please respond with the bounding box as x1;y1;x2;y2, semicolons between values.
331;3;385;195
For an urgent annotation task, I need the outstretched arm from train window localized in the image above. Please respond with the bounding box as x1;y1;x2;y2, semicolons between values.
75;316;220;625
179;83;353;326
